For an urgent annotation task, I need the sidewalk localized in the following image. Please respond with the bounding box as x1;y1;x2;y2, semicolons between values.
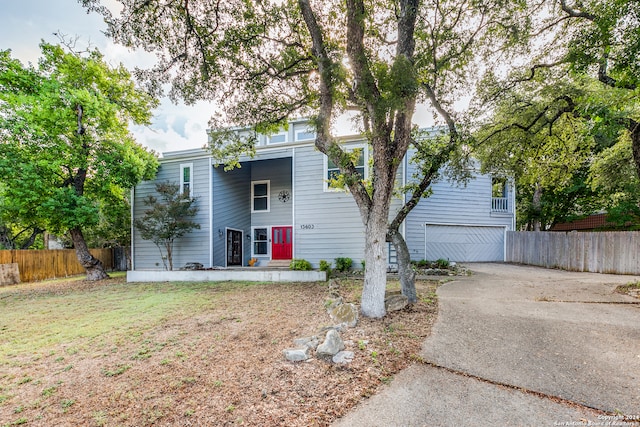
333;263;640;427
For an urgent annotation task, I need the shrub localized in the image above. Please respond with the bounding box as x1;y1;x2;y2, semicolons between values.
290;259;312;271
361;259;366;270
320;259;331;275
435;258;450;269
335;257;353;272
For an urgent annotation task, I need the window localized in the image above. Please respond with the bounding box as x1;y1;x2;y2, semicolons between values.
180;163;193;196
252;180;270;212
268;131;287;144
295;128;316;141
252;227;269;256
325;145;366;191
492;177;507;198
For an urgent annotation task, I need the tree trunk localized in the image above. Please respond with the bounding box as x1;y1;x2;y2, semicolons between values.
629;119;640;181
389;229;417;303
532;184;542;232
360;215;389;318
69;227;109;280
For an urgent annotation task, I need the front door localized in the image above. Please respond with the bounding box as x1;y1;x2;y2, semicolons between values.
272;226;292;260
226;229;242;266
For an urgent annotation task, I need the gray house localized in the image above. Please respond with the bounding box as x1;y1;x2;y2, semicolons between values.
131;119;515;270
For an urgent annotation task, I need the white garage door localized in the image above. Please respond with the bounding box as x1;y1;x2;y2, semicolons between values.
425;224;505;262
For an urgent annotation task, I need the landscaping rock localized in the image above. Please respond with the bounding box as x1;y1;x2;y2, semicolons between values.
385;294;409;312
329;302;358;328
332;350;355;364
181;262;204;270
328;279;341;297
316;329;345;360
325;296;344;312
283;347;311;362
294;336;320;350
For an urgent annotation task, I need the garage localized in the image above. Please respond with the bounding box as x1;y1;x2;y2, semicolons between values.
424;224;506;262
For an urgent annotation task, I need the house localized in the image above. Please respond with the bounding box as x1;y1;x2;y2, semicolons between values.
130;119;516;270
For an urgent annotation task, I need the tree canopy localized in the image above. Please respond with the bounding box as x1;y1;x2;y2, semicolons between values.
472;0;640;230
0;42;159;279
83;0;530;316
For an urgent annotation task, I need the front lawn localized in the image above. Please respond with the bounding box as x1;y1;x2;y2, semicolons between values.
0;275;438;426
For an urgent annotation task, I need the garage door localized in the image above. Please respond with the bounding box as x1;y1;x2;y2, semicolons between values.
425;224;505;262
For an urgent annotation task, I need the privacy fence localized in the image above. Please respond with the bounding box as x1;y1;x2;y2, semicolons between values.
0;248;126;283
506;231;640;275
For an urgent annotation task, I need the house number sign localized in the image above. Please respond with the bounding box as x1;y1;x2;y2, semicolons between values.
300;224;315;230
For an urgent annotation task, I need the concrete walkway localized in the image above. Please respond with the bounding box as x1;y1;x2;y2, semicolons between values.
334;263;640;427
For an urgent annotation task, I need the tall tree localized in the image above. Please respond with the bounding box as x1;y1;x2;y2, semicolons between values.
84;0;527;316
0;43;159;280
471;0;639;229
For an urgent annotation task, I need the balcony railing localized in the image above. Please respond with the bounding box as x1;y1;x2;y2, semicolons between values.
492;197;509;212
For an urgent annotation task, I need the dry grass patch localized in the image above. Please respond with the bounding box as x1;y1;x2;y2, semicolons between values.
0;275;439;426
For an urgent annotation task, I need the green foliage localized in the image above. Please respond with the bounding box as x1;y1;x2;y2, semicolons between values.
134;182;200;271
289;259;312;271
435;259;450;269
319;259;332;277
334;257;353;272
0;43;158;257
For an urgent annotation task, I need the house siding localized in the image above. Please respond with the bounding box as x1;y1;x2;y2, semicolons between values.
404;157;514;261
133;155;211;269
294;145;367;267
212;164;251;266
131;124;516;270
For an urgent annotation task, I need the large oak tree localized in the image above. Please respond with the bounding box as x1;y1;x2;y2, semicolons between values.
83;0;526;316
0;43;159;280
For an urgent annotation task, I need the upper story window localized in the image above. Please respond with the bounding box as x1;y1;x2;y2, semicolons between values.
252;180;270;212
295;128;316;141
324;145;367;191
268;131;287;144
180;163;193;196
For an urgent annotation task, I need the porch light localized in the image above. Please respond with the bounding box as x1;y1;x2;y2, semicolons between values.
218;229;223;237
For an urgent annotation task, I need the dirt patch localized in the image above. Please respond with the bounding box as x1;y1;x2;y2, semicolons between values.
615;281;640;299
0;276;439;426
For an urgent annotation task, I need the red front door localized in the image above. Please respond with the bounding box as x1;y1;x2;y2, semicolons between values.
272;226;292;260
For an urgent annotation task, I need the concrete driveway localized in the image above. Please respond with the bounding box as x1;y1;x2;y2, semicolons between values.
334;263;640;427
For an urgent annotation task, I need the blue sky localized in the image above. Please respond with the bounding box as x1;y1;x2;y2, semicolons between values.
0;0;211;154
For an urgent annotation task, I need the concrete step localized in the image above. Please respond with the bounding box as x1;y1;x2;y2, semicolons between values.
267;259;291;268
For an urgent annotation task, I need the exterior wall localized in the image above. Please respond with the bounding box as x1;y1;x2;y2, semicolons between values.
293;144;367;268
131;123;516;270
132;152;211;270
249;157;293;264
212;164;251;266
404;156;515;261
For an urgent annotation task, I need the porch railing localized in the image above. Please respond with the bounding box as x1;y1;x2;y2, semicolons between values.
491;197;509;212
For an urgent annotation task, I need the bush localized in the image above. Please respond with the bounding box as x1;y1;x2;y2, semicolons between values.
335;257;353;272
435;258;450;269
290;259;312;271
319;259;332;276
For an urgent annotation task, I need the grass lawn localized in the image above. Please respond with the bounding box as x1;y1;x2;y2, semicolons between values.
0;274;439;426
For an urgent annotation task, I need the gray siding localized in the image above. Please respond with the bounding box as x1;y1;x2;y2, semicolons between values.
404;155;514;261
293;145;367;268
133;156;211;269
212;164;251;266
250;158;293;227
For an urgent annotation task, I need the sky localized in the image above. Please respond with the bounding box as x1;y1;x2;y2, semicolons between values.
0;0;213;154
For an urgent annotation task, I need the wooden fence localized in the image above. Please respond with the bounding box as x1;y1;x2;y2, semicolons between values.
0;249;114;283
506;231;640;275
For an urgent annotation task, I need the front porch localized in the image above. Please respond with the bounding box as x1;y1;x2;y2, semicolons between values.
127;268;326;283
